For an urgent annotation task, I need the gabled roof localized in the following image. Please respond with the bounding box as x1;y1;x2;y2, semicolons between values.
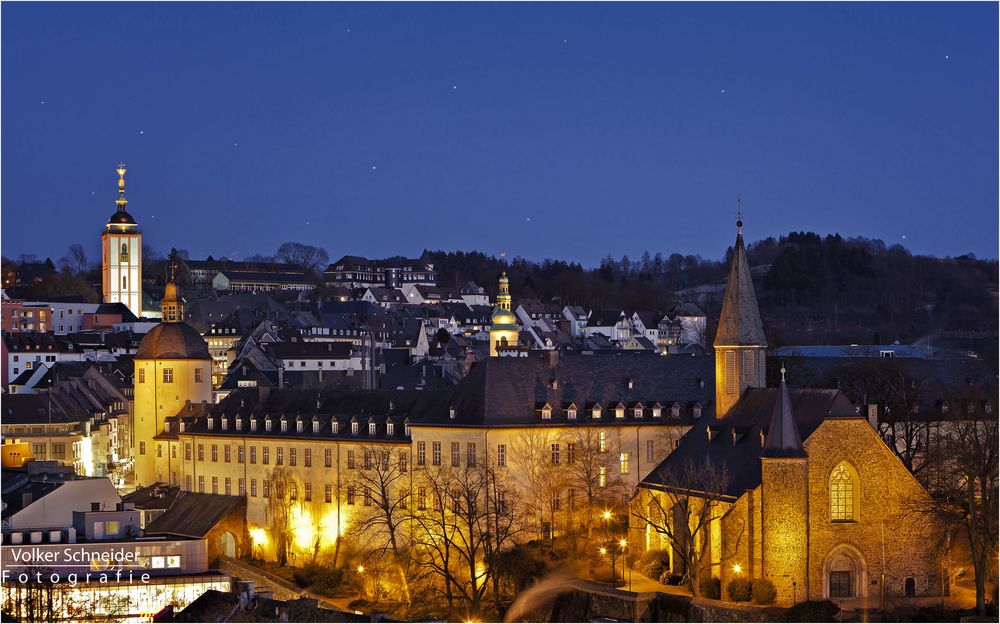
641;387;858;498
144;491;243;538
714;225;766;347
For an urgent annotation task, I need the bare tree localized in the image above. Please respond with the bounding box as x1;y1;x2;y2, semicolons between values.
911;388;998;615
350;445;413;604
509;429;569;541
266;466;295;566
630;456;742;597
60;244;90;274
276;242;329;273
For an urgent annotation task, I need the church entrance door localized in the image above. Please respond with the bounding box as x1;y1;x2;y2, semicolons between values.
829;571;852;597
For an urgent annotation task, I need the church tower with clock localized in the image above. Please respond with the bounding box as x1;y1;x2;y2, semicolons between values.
101;162;143;317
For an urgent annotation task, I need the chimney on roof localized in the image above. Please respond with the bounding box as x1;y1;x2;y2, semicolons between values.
278;366;284;389
548;349;559;369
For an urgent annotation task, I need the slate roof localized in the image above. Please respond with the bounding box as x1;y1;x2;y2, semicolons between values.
136;323;210;360
589;310;625;326
641;387;858;499
265;341;353;359
714;227;767;347
445;351;714;427
144;491;244;538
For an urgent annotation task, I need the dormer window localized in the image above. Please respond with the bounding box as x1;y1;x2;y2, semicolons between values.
626;378;635;389
633;405;643;419
332;421;340;434
179;420;185;432
251;419;258;432
550;378;559;389
693;404;702;419
404;423;410;436
615;405;625;419
236;418;243;431
541;404;552;420
352;421;359;435
221;418;228;431
265;418;272;432
567;405;577;420
652;405;662;418
449;407;456;420
671;403;681;418
296;420;304;433
164;421;171;432
281;419;288;433
387;422;395;436
312;420;320;433
368;422;376;435
592;405;601;419
207;417;214;430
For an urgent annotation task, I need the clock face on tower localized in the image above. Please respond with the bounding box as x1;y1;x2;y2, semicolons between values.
121;243;129;262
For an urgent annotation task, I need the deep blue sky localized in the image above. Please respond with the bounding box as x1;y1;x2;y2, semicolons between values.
3;2;997;266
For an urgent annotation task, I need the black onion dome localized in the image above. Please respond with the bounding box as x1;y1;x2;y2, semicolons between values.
136;323;210;360
108;210;137;225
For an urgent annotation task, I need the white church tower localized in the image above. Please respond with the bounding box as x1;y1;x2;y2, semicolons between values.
101;162;143;317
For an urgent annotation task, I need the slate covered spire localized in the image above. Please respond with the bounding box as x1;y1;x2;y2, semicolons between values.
762;367;805;457
713;218;766;347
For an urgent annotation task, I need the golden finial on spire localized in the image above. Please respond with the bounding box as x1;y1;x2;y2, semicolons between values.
116;162;128;210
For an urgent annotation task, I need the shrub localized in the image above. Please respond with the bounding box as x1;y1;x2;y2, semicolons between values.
785;599;839;622
659;571;684;585
726;578;752;602
292;563;347;594
751;578;777;605
640;550;672;580
698;576;721;599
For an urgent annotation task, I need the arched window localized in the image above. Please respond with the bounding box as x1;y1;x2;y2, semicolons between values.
830;462;859;522
122;276;127;289
120;243;129;262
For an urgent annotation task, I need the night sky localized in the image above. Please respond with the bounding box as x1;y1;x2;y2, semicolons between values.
3;2;997;266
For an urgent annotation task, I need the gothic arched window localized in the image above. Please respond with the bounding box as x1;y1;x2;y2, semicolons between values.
830;462;859;522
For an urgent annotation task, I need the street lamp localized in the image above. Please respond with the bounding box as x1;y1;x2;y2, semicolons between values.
732;563;742;575
619;538;631;592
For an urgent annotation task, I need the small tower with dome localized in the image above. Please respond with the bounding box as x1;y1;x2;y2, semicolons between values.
488;272;520;356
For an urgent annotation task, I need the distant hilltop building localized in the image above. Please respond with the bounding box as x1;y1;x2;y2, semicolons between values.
101;163;143;317
323;255;437;289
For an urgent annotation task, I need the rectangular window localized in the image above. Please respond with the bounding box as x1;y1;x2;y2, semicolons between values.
497;444;506;467
238;478;245;496
348;450;355;469
212;477;219;494
743;350;755;386
163;368;174;383
304;483;312;501
598;432;607;453
250;446;257;464
276;447;283;465
238;446;245;464
725;350;736;394
138;368;145;383
139;441;146;455
347;486;356;505
451;442;460;467
399;489;408;509
157;444;163;458
212;445;218;462
551;443;561;465
195;368;203;383
598;466;607;487
262;446;269;465
364;487;373;506
418;487;427;510
620;452;630;474
646;439;655;462
198;476;205;493
289;484;297;500
304;448;312;467
467;443;477;467
263;480;270;498
567;443;576;464
251;479;257;497
224;477;231;495
289;448;297;466
417;441;426;465
224;445;231;463
399;451;408;473
186;475;193;491
324;448;332;467
433;442;442;466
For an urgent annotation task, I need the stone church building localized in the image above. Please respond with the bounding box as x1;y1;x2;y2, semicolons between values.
635;221;944;605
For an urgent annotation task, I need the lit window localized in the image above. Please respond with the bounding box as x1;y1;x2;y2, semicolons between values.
369;422;376;435
138;368;145;383
105;521;120;536
620;452;630;474
830;462;857;522
163;368;173;383
195;368;203;383
551;443;560;465
598;431;607;453
598;466;607;487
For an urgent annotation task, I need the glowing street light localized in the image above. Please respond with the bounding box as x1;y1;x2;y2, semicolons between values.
732;563;742;574
599;547;607;555
602;510;613;521
357;565;365;574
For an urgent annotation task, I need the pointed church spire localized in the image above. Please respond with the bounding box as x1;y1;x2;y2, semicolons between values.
714;216;766;347
762;367;805;457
